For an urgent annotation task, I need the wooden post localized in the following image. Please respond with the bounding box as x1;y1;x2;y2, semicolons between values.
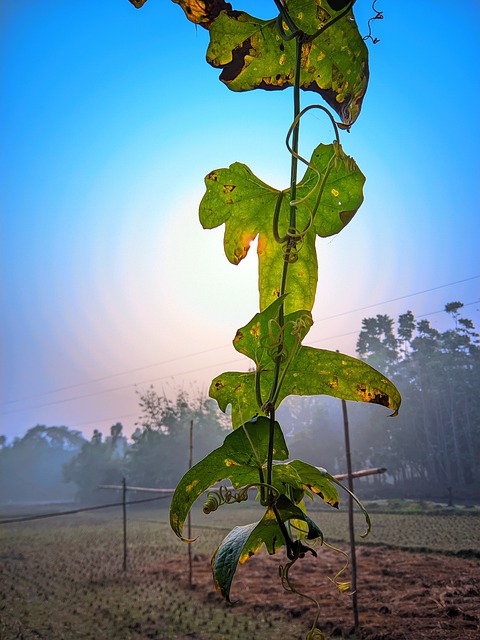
341;399;359;631
122;477;127;572
187;419;193;589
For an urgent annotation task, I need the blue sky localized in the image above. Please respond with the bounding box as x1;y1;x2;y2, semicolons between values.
2;0;479;442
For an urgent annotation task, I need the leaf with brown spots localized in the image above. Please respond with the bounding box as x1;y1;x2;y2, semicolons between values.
206;0;369;124
211;345;401;428
232;295;312;372
200;142;365;315
170;416;288;539
212;495;323;602
171;0;232;28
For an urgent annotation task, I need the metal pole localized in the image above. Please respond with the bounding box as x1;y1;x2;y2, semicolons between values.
341;399;359;631
187;419;193;589
122;477;127;572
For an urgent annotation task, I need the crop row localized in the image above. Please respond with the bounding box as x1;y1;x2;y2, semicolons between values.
1;502;478;639
181;502;480;555
0;514;306;640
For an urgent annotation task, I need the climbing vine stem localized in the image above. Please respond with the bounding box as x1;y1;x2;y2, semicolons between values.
265;18;303;541
163;0;403;630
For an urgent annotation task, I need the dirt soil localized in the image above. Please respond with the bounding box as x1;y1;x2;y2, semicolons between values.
161;545;480;639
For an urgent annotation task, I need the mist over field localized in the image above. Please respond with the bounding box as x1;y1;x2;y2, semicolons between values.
2;298;479;507
2;309;479;640
2;3;480;640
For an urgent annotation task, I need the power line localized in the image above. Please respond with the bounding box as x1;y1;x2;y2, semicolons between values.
21;300;480;433
1;344;231;407
0;494;171;525
309;300;480;346
71;413;140;429
3;275;477;409
2;296;478;420
0;357;245;416
2;301;478;419
316;275;479;322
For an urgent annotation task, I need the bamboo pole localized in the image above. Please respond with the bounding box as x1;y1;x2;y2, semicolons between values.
341;399;359;631
122;477;127;572
187;419;193;589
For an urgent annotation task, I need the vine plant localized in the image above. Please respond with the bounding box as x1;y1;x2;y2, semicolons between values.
131;0;400;635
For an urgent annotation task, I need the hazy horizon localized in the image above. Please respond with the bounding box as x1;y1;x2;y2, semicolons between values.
2;1;479;442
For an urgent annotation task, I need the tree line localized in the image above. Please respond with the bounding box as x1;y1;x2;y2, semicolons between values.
0;391;228;504
353;301;479;499
1;302;478;504
282;301;479;501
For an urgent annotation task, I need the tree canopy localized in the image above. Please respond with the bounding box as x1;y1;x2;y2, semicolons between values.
353;302;480;497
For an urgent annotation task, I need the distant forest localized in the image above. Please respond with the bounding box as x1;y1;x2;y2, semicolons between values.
1;303;478;504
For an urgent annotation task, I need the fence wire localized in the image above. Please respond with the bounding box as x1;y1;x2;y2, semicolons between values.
0;493;171;525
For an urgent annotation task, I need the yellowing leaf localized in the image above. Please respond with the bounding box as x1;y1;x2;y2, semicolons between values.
169;416;288;538
200;143;364;314
171;0;232;28
206;1;369;124
211;495;323;602
211;346;401;428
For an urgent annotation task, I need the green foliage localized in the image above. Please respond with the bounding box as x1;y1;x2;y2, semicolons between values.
206;2;369;125
353;303;480;497
167;0;369;125
206;297;400;427
131;0;401;624
0;426;85;504
63;426;126;503
212;496;324;602
129;388;228;488
200;142;365;313
170;414;371;601
170;416;289;538
20;389;226;502
356;314;398;373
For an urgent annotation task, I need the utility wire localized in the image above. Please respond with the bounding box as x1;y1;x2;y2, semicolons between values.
46;300;480;431
2;302;478;420
1;344;231;407
0;357;245;416
316;275;479;322
0;494;171;525
2;275;477;409
2;297;478;420
309;300;480;346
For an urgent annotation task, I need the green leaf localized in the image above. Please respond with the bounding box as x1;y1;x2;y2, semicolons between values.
212;298;313;425
211;347;401;428
288;460;340;508
210;371;260;427
206;1;369;125
212;495;323;602
211;522;257;602
232;295;313;369
269;462;304;498
170;416;288;538
279;347;402;411
200;142;365;314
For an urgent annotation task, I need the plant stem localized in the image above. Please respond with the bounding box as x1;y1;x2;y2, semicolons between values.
267;409;276;502
267;35;302;410
266;34;302;528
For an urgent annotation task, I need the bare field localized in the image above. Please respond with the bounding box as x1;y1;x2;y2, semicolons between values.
1;504;479;639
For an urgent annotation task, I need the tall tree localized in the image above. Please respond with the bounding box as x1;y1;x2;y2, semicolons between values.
0;426;85;503
356;314;399;374
63;425;126;503
354;303;480;498
127;387;228;488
